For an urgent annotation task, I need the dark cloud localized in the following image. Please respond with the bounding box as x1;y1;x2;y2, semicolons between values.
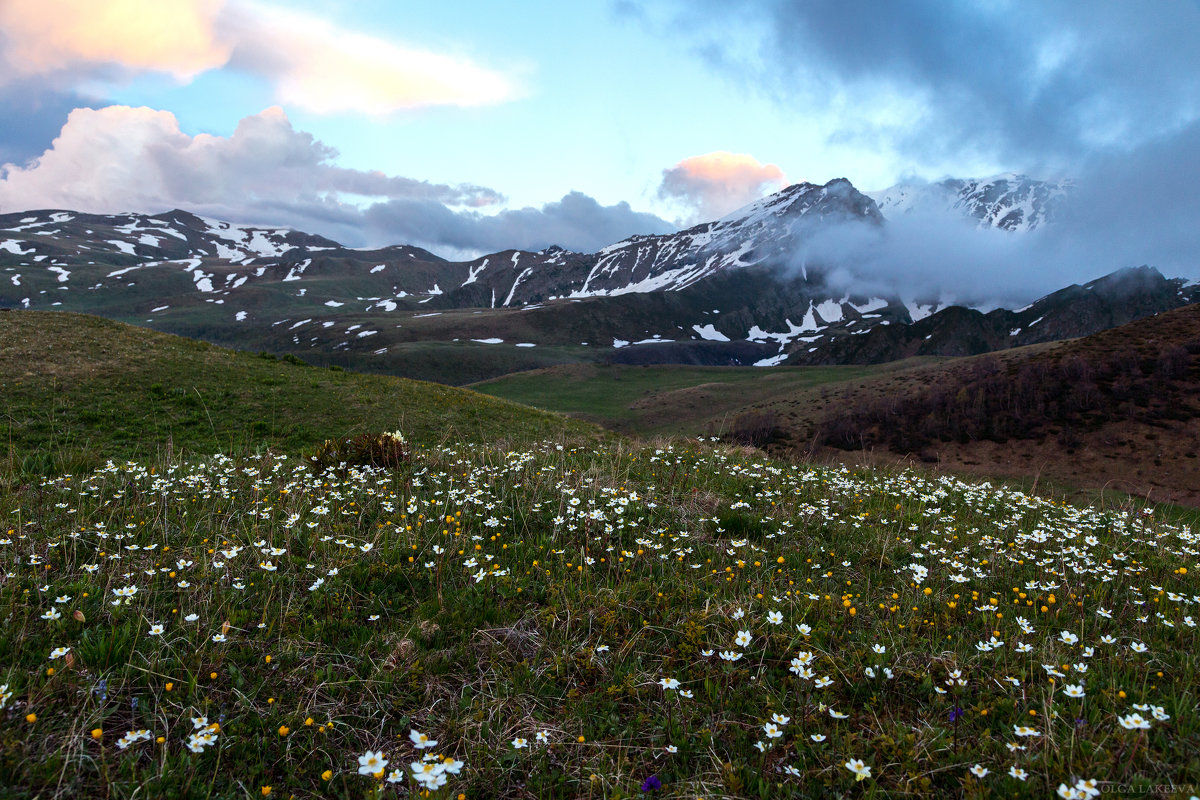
637;0;1200;170
0;85;94;169
362;191;674;255
784;120;1200;307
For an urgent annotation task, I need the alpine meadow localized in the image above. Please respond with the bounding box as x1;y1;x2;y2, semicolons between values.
4;2;1200;798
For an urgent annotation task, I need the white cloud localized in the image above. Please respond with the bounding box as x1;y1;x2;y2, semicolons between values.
229;3;516;114
0;104;498;220
0;104;672;254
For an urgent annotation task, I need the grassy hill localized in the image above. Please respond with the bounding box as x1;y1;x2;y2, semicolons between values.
0;310;597;478
812;304;1200;505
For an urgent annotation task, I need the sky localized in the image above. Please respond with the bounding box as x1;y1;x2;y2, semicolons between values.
1;0;1199;286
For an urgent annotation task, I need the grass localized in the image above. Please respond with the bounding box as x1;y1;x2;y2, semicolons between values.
471;360;945;435
0;311;598;478
2;437;1198;798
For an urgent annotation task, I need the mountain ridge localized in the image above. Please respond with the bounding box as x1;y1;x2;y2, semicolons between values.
2;174;1194;383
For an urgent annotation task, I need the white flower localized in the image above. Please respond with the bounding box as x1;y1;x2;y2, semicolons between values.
512;737;528;749
148;623;165;636
1062;684;1085;698
49;646;70;659
796;623;812;636
41;608;61;621
766;610;783;625
357;750;388;775
771;713;790;725
809;733;826;742
535;730;550;744
734;630;752;647
763;723;783;739
409;729;437;749
845;758;871;781
1118;713;1150;730
211;634;226;643
658;677;680;690
718;650;743;662
1009;766;1028;781
184;613;199;622
970;764;989;778
1130;641;1149;653
872;644;886;654
1013;725;1041;737
1059;630;1079;645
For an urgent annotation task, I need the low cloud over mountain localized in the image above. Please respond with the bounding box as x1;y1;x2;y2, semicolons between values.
0;104;673;254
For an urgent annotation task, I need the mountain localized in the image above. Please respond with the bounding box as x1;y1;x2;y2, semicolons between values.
869;172;1072;231
0;176;1193;383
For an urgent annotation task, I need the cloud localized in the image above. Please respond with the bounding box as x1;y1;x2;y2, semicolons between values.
658;151;786;223
638;1;1200;171
0;104;498;225
362;191;674;256
777;121;1200;308
227;4;515;114
0;0;230;79
0;104;671;254
0;0;515;113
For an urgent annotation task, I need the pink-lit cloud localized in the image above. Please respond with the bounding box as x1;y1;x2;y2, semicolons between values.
0;0;515;113
0;0;230;79
658;151;787;223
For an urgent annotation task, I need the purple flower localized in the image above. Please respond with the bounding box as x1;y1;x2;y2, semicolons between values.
641;775;662;792
948;706;964;723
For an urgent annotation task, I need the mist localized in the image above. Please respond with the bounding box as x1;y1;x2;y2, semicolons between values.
787;121;1200;309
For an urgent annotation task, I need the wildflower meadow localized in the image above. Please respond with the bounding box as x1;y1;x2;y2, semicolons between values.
2;433;1198;798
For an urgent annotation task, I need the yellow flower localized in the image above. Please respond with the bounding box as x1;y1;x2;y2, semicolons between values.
261;786;271;796
278;726;290;736
321;770;333;781
25;713;36;723
91;728;103;739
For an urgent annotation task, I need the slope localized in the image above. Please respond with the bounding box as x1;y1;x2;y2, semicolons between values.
813;304;1200;504
0;310;597;477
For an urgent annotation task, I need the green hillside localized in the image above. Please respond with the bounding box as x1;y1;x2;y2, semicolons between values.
0;310;597;478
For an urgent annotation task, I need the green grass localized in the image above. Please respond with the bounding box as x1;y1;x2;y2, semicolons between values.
472;360;946;435
0;311;598;478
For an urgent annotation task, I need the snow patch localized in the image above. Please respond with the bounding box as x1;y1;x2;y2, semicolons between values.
691;323;730;342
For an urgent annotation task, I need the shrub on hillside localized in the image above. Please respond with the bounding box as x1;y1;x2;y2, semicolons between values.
306;431;409;474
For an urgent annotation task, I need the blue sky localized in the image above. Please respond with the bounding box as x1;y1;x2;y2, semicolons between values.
2;0;1199;265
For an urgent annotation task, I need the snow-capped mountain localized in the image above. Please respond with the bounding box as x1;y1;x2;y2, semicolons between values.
869;173;1071;231
1;175;1192;384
